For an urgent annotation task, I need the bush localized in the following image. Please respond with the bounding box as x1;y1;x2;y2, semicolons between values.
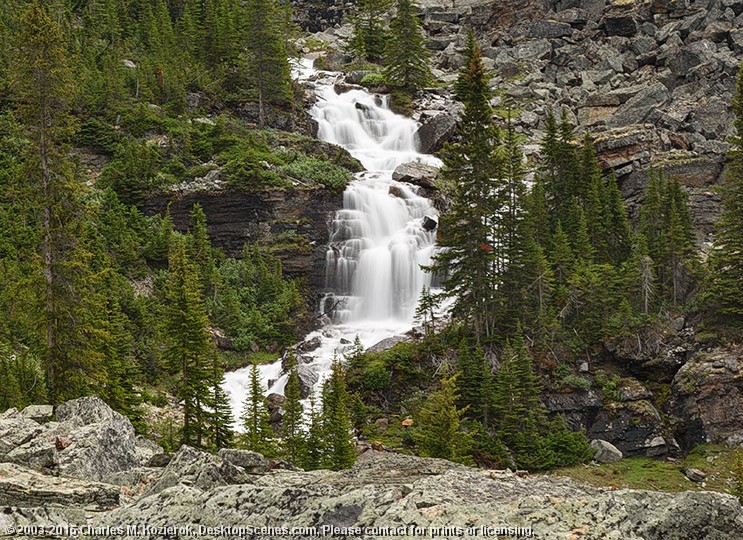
279;157;352;190
360;73;386;87
220;139;288;189
98;139;165;204
74;118;122;154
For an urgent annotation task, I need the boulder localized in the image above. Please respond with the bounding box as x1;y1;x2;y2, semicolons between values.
587;401;669;457
422;215;438;231
3;397;162;483
414;113;457;154
0;408;44;458
607;83;669;127
367;335;408;353
685;468;707;482
144;445;250;497
670;346;743;450
392;161;440;190
590;439;624;463
296;364;319;399
0;461;119;508
20;405;54;424
603;13;638;36
528;20;573;38
218;449;269;474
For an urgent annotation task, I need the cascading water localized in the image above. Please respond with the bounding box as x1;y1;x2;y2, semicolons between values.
223;59;441;422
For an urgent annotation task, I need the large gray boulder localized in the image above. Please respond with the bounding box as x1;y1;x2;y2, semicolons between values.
590;439;624;463
2;397;163;483
414;113;457;154
391;161;440;190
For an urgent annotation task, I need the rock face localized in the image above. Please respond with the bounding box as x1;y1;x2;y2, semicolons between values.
414;113;457;154
90;452;743;540
140;187;342;305
670;346;743;450
0;397;162;483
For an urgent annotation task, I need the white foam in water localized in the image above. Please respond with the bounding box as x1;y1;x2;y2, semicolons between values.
223;58;442;427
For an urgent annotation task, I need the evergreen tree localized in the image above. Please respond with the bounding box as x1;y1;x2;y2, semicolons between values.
349;0;391;62
187;204;220;305
320;356;356;470
414;286;438;336
281;353;305;464
300;393;324;470
414;374;470;462
209;357;235;450
240;360;277;456
13;1;108;403
243;0;291;127
429;33;501;340
162;235;213;447
383;0;432;92
708;64;743;324
455;338;493;425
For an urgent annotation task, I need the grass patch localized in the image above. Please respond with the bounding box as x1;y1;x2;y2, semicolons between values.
553;444;743;496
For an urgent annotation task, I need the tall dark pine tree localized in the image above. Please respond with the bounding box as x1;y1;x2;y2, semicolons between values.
383;0;432;92
244;0;291;127
13;1;107;403
240;360;277;456
349;0;391;62
430;33;501;340
281;353;305;464
162;236;213;447
321;357;356;470
708;65;743;324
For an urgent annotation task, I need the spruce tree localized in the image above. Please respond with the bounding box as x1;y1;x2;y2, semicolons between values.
429;33;501;339
240;360;277;456
243;0;291;127
162;235;213;447
320;357;356;470
349;0;391;62
13;1;108;403
455;338;493;425
708;64;743;323
281;354;305;464
383;0;432;92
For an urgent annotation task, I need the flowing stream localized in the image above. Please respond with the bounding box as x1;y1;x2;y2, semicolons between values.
223;59;441;424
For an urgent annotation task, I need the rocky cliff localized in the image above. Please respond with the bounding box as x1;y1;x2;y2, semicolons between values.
1;398;742;540
306;0;742;246
140;186;341;303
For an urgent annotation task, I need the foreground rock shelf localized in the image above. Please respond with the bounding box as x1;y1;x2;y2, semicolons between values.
1;398;742;540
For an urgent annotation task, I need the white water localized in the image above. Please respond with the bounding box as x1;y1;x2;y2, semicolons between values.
223;59;441;425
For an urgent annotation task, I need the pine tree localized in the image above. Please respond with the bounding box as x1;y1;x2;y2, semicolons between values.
320;357;356;470
455;338;493;425
240;360;277;456
209;357;235;450
187;204;220;305
708;64;743;324
12;1;108;403
162;235;213;447
300;393;324;470
414;374;470;462
383;0;432;92
281;354;305;464
243;0;291;127
414;286;438;336
349;0;391;62
429;33;501;340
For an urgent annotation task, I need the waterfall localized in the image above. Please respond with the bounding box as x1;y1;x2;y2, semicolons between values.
223;59;441;425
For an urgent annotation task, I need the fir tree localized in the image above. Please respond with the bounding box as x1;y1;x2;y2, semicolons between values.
13;1;108;403
162;235;213;447
243;0;292;127
349;0;391;62
455;338;493;425
708;64;743;324
414;374;470;462
383;0;432;92
429;33;501;340
240;360;277;456
300;393;324;470
321;356;356;470
209;357;234;450
281;353;305;464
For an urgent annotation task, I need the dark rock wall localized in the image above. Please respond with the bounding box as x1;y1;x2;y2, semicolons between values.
140;187;341;306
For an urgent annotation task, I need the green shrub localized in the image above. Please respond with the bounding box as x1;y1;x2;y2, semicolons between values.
363;359;392;391
595;371;622;402
220;139;288;189
360;73;386;87
74;118;122;154
279;157;352;190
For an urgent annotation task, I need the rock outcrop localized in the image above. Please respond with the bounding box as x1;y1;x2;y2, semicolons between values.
140;186;342;305
88;451;743;540
670;345;743;450
0;397;162;483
